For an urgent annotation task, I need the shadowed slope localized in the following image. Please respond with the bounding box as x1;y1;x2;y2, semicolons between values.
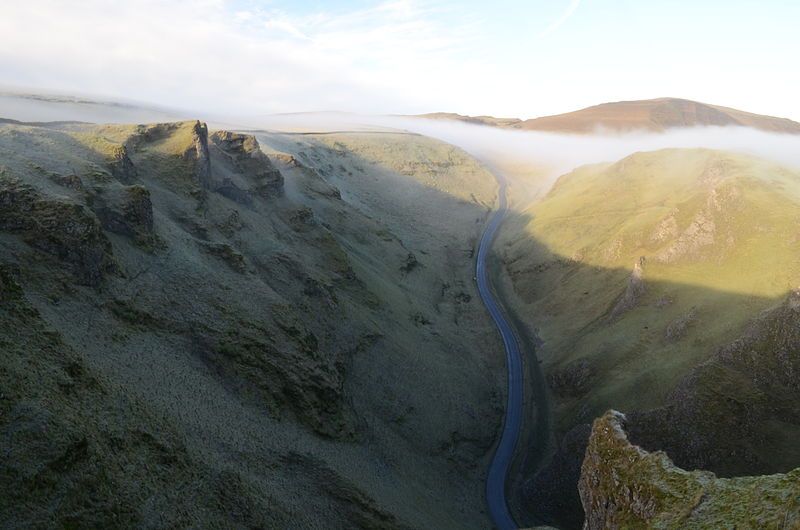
0;120;504;529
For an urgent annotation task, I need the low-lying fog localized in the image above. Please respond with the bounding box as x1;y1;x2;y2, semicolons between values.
4;92;800;196
0;93;186;125
251;112;800;198
381;116;800;174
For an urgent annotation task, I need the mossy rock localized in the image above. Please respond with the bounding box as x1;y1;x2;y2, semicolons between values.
0;177;115;286
580;410;800;529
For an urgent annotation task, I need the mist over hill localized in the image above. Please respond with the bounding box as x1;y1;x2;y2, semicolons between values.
418;97;800;134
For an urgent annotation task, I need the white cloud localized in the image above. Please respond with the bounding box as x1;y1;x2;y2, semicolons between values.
379;118;800;194
539;0;581;37
250;111;800;193
0;0;481;116
0;1;798;122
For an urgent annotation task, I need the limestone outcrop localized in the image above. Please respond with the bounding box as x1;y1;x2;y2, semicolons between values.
580;410;800;529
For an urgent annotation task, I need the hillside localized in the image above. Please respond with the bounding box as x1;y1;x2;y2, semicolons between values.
419;98;800;134
518;98;800;133
415;112;523;128
0;119;503;528
497;148;800;527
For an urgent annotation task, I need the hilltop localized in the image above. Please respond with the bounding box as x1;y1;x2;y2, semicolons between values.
419;98;800;134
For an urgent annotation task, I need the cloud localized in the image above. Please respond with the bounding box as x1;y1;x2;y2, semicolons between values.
381;119;800;197
1;1;798;122
246;111;800;194
383;117;800;173
539;0;581;37
3;92;800;201
0;0;480;116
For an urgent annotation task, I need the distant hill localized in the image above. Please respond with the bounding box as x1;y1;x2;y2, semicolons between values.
415;112;522;128
419;98;800;134
519;98;800;133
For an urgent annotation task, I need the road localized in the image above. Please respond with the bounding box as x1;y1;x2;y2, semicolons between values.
478;174;524;530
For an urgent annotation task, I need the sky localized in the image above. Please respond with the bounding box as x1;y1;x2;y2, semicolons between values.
1;0;798;120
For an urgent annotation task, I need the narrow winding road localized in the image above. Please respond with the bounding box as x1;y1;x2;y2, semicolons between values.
478;175;524;530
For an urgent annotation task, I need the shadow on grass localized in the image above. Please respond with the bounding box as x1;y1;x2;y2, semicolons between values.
6;120;800;530
271;132;800;529
495;207;800;529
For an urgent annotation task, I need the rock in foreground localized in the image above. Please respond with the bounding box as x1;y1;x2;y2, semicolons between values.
579;410;800;529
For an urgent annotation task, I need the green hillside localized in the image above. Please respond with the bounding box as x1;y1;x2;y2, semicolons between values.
499;148;800;527
504;148;800;416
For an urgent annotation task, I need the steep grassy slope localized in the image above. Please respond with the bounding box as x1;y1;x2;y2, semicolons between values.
278;131;499;255
580;411;800;529
0;120;502;528
497;148;800;527
257;131;505;476
626;286;800;476
0;268;304;528
505;148;800;418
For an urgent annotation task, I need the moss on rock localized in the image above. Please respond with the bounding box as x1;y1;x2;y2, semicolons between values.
580;410;800;529
0;176;115;286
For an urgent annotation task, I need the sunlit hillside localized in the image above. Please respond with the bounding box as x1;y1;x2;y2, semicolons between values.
500;147;800;526
517;98;800;133
503;147;800;415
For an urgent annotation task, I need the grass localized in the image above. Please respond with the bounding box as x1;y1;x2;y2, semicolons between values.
500;148;800;431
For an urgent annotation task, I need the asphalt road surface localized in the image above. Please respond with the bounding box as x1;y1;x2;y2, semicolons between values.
477;175;524;530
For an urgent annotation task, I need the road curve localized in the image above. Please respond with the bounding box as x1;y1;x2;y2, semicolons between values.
478;174;524;530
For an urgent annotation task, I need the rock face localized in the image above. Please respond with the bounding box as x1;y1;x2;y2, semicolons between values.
96;122;283;206
90;184;158;248
548;359;594;398
123;121;211;191
211;131;283;198
185;120;211;188
663;307;697;342
108;144;138;184
608;256;645;320
0;176;115;286
580;410;800;529
211;131;283;207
